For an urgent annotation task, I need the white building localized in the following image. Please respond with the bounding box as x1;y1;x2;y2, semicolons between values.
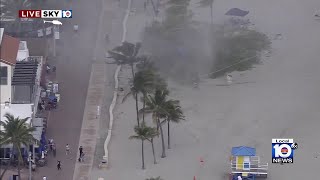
0;28;20;104
0;29;44;152
0;29;45;161
0;103;33;132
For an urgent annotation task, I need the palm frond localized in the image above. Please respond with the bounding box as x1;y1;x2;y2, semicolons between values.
1;113;36;147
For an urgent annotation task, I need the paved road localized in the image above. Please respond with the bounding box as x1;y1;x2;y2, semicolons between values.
33;0;121;179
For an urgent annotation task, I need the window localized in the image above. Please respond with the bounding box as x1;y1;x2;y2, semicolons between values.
243;162;250;170
0;66;8;85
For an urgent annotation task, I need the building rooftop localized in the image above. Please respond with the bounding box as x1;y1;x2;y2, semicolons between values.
231;146;256;156
12;58;39;86
0;103;33;131
0;34;19;66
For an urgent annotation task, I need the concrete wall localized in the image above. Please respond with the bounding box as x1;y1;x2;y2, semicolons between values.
0;62;12;103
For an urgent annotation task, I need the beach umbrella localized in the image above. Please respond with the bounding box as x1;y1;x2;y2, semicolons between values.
225;8;249;17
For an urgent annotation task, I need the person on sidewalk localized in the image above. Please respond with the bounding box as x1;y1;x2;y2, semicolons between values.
65;144;70;155
78;152;85;162
57;161;61;170
79;146;83;155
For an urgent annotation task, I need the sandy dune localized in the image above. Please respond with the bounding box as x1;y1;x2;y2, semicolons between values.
92;0;320;179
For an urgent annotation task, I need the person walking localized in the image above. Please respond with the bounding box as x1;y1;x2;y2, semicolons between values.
57;161;61;170
79;146;83;155
81;152;85;162
65;144;70;155
78;152;85;162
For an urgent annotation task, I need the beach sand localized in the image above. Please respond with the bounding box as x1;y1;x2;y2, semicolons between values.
92;0;320;179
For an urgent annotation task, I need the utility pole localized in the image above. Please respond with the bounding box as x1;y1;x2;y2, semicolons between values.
53;25;57;57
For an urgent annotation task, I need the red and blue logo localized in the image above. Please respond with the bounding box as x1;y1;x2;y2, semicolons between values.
62;10;72;18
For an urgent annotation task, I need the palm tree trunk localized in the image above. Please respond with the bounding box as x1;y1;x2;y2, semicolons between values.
130;63;135;78
210;3;213;25
142;94;146;123
17;146;23;180
18;162;21;180
158;118;166;158
135;93;140;127
167;120;171;149
141;140;145;169
151;139;157;164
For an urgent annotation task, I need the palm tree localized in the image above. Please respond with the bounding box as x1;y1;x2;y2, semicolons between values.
129;122;158;168
107;41;142;78
164;100;184;149
146;177;163;180
122;69;157;126
0;113;36;180
135;58;167;124
123;67;166;126
143;88;170;158
136;56;157;72
0;0;31;34
198;0;214;25
145;125;159;164
108;41;144;126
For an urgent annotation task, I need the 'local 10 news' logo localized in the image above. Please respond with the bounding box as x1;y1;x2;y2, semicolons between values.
272;139;298;164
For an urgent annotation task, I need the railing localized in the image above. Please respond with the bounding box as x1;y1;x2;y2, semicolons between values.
231;163;268;174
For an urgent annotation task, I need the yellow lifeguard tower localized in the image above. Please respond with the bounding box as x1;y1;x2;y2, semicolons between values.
230;146;268;180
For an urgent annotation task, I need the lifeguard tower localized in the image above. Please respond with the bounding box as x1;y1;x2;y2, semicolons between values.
230;146;268;180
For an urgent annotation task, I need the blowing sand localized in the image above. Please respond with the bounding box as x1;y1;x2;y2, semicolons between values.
92;0;320;179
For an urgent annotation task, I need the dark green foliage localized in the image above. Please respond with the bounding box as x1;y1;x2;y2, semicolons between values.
130;122;159;168
210;27;271;78
0;113;36;180
107;41;142;66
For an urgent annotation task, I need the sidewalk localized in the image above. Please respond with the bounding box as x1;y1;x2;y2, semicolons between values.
90;0;160;179
71;0;126;179
71;63;107;180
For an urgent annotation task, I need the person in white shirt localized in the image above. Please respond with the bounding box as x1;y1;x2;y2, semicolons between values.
66;144;70;155
43;176;47;180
